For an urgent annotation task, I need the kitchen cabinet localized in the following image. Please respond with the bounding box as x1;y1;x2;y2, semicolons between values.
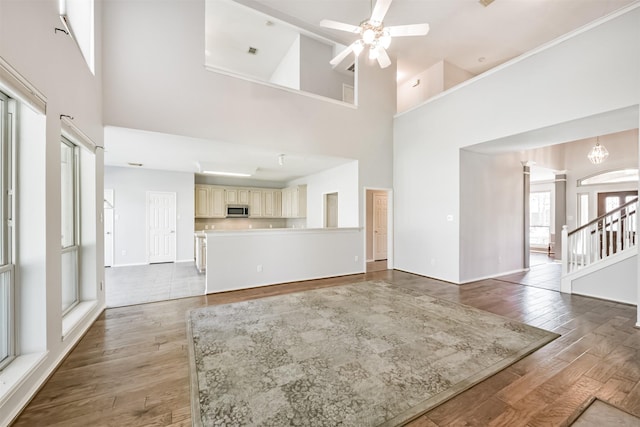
211;187;225;217
225;188;249;205
282;185;307;218
195;184;304;218
194;185;225;218
195;233;206;272
249;190;263;217
195;185;210;218
263;190;282;217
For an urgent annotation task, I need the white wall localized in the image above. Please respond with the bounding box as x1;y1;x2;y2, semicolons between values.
269;35;300;90
394;5;640;284
563;129;639;229
299;35;353;102
101;0;396;231
206;228;363;293
459;150;525;282
104;166;195;265
288;161;359;228
398;60;475;113
0;1;104;424
572;252;637;305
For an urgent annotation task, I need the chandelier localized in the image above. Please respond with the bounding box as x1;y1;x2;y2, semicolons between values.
587;137;609;165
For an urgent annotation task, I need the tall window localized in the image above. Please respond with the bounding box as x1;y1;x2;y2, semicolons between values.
61;137;79;314
530;191;551;248
0;91;15;369
59;0;95;74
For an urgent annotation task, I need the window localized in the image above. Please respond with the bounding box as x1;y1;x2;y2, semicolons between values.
59;0;95;74
578;193;589;227
530;191;551;248
0;91;15;369
61;137;79;314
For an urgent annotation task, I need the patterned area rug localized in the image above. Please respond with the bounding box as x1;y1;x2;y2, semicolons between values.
187;281;558;426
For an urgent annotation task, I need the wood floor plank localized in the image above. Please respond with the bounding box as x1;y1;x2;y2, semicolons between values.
10;269;640;426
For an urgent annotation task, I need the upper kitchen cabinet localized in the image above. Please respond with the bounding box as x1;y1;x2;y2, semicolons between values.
225;188;250;205
195;185;210;218
249;190;263;217
195;185;225;218
263;189;282;218
282;185;307;218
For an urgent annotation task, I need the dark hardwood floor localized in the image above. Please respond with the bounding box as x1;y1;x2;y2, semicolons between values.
12;270;640;426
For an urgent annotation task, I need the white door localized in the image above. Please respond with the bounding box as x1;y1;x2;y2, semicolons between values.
104;208;114;266
104;189;115;267
325;192;338;228
373;192;388;260
147;191;176;263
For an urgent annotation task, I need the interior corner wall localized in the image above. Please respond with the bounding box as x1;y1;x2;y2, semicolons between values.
0;1;104;425
563;129;639;230
288;161;359;229
104;166;195;265
269;35;300;90
102;0;395;232
459;150;525;282
397;61;444;113
394;6;640;283
299;35;353;102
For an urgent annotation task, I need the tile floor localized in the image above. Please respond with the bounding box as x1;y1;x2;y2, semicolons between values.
105;261;205;307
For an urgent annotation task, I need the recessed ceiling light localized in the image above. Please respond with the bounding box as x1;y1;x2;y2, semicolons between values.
127;162;143;167
202;170;252;177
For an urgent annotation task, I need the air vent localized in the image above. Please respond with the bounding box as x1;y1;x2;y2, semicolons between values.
347;63;355;72
127;162;143;167
248;47;258;55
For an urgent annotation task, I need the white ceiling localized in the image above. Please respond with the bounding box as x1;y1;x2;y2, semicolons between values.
104;126;354;182
239;0;636;83
104;0;637;181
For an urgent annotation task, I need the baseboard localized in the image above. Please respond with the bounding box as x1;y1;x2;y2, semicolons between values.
4;303;105;426
460;268;527;285
176;259;194;263
111;262;148;268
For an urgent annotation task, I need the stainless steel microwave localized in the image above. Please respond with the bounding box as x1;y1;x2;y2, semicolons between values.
226;205;249;218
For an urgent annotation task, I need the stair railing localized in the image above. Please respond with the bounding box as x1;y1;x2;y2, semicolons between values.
562;197;637;275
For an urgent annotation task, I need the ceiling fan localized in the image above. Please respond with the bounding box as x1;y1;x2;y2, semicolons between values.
320;0;429;69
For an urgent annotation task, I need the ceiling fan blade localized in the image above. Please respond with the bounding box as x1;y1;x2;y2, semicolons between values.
387;23;430;37
370;0;393;24
330;42;357;66
376;46;391;68
320;19;360;34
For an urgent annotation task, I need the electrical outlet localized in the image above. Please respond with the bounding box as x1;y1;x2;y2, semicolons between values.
122;250;126;256
354;255;359;262
257;264;263;272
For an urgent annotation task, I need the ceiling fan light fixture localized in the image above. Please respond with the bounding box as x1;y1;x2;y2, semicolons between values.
352;40;364;56
369;45;379;60
362;28;376;44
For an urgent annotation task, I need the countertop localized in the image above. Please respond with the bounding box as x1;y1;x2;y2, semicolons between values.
195;227;361;237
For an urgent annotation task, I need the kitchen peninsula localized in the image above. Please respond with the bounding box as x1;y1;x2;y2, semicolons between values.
204;227;364;293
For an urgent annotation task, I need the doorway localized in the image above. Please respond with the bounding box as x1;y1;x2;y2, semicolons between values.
324;192;338;228
147;191;177;263
366;189;391;272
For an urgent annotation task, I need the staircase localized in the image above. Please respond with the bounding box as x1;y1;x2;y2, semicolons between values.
561;198;638;304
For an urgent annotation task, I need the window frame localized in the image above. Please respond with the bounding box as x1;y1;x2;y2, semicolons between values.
0;90;15;370
61;136;80;315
